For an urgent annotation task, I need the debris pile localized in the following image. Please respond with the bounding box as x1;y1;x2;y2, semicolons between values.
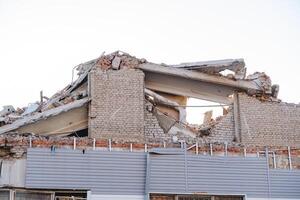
95;51;147;70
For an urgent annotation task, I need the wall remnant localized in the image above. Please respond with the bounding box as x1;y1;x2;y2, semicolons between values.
89;69;145;142
144;100;166;143
238;93;300;146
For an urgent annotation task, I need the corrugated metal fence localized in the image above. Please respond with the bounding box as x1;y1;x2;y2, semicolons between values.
25;148;300;199
148;154;269;197
26;148;146;195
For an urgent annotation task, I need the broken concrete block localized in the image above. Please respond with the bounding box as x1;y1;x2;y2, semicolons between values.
0;105;15;117
203;110;213;124
21;103;39;116
112;56;121;70
272;84;280;98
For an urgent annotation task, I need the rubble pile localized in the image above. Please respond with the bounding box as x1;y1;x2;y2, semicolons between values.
95;51;147;70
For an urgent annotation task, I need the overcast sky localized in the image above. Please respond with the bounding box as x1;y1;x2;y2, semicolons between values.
1;0;300;114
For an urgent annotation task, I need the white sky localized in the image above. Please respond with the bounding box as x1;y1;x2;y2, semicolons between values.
1;0;300;122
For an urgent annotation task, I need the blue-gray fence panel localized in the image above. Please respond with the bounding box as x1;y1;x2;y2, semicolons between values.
26;148;300;199
148;154;187;193
270;169;300;198
26;148;146;195
187;155;269;197
148;153;269;198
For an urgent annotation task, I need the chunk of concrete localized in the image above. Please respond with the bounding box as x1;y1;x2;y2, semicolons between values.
112;56;121;70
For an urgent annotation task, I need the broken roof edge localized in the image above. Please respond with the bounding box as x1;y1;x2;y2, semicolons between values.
170;58;245;70
138;62;263;92
0;98;90;135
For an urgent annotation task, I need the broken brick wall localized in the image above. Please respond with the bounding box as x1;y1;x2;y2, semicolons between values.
145;100;166;143
208;107;235;143
238;93;300;146
89;69;145;142
144;103;236;144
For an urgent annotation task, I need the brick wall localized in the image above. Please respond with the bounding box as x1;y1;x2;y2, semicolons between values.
239;94;300;146
89;69;145;142
208;107;235;143
88;66;300;147
144;103;236;144
145;100;166;143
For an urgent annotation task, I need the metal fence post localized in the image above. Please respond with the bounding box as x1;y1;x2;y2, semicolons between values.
29;136;32;148
288;146;292;170
93;138;96;150
224;142;228;156
108;139;112;151
273;152;276;169
73;137;76;150
265;147;271;199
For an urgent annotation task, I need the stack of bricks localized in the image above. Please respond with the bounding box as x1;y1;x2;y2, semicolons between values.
89;69;145;142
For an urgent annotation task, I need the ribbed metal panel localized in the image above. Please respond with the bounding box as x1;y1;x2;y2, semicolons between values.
149;154;187;193
148;153;269;198
269;169;300;198
187;155;268;197
26;148;146;195
26;148;300;199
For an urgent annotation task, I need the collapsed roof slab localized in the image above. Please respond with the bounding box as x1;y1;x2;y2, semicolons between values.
144;72;234;104
0;98;89;135
139;63;263;104
16;106;88;136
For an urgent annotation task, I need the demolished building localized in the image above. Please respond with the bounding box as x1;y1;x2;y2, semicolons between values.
0;51;299;200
